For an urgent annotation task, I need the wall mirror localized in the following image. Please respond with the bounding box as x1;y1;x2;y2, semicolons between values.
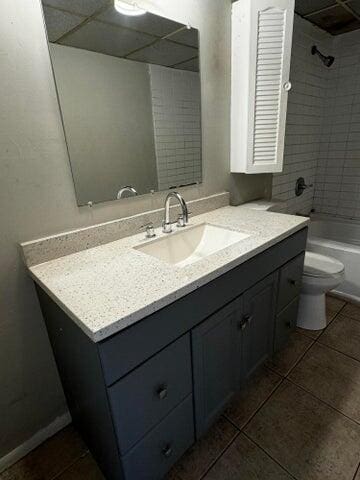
41;0;202;205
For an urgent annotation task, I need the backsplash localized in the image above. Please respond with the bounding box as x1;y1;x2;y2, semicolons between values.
20;192;229;267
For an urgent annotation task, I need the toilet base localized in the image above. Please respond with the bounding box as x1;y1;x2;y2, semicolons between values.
297;292;327;331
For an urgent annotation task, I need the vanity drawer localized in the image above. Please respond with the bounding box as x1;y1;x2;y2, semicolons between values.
108;333;192;454
277;253;304;312
274;297;299;352
122;395;194;480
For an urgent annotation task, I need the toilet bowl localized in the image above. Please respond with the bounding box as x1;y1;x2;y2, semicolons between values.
242;201;346;330
297;251;345;331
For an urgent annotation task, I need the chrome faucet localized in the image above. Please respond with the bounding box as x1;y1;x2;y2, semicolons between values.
117;186;138;199
162;192;189;233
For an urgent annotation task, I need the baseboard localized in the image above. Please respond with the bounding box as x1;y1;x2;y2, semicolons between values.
0;411;72;474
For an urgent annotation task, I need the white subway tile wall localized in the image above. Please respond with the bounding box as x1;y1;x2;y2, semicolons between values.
272;15;332;215
314;29;360;220
149;65;202;191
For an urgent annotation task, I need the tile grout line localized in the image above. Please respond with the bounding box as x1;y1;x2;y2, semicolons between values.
200;373;287;479
352;461;360;480
265;334;316;381
197;431;241;480
286;376;360;428
317;333;360;365
315;301;348;342
224;375;286;433
313;336;360;366
50;450;90;480
241;431;298;480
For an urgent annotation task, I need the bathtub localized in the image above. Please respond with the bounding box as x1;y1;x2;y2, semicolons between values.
307;216;360;303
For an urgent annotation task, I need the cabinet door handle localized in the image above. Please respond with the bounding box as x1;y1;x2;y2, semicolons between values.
157;385;168;400
238;314;253;330
162;444;173;458
289;278;300;287
286;321;292;328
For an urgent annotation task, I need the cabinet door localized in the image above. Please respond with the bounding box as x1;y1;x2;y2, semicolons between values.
241;273;278;380
231;0;295;173
192;298;242;438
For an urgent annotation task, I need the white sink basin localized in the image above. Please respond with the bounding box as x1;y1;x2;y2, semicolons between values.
134;223;250;267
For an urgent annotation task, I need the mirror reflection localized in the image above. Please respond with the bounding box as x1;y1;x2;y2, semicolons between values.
41;0;202;205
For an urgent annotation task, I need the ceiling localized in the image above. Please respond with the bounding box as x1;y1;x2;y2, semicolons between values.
41;0;199;71
295;0;360;34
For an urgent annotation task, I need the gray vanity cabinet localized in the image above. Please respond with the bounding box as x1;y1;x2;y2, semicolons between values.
241;273;278;381
192;298;242;437
192;273;278;438
36;228;307;480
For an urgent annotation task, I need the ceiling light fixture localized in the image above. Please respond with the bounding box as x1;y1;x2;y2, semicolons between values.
114;0;147;16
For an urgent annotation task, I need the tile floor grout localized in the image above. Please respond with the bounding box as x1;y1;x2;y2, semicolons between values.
198;431;241;480
286;376;360;427
223;376;285;432
241;430;298;480
50;450;90;480
353;462;360;480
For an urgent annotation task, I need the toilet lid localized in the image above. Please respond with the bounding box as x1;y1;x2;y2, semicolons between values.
304;252;344;278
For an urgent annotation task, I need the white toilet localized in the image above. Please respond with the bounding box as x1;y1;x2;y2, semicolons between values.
297;251;345;330
243;200;345;331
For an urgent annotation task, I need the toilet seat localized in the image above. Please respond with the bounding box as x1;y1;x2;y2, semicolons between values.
304;251;344;278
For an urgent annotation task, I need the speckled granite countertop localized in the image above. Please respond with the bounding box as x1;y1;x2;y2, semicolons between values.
28;206;309;342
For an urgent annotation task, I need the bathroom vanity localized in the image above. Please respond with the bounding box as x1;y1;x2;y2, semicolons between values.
22;203;308;480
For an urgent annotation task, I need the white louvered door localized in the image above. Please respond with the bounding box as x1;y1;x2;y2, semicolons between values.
231;0;294;173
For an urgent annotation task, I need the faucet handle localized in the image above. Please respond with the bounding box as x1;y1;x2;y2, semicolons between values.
162;220;173;234
177;214;186;228
141;222;156;239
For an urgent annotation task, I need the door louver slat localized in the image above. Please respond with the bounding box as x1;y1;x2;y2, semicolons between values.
253;8;286;164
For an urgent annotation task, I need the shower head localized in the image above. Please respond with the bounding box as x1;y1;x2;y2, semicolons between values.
311;45;335;67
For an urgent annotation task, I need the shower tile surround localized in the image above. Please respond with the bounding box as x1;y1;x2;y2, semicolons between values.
273;15;360;220
272;15;332;215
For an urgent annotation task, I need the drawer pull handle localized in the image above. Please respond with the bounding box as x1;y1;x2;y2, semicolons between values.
162;444;173;458
157;385;168;400
289;279;300;287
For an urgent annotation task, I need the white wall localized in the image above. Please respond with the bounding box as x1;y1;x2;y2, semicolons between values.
150;65;202;190
0;0;241;460
314;29;360;220
272;15;332;215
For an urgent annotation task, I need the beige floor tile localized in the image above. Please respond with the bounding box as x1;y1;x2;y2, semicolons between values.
289;343;360;423
166;417;237;480
319;314;360;362
203;433;293;480
326;296;346;315
224;367;282;429
342;303;360;322
56;454;104;480
0;426;87;480
245;381;360;480
266;331;314;377
296;326;323;340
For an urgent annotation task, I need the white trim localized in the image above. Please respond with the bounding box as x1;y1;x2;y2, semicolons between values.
0;412;71;474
